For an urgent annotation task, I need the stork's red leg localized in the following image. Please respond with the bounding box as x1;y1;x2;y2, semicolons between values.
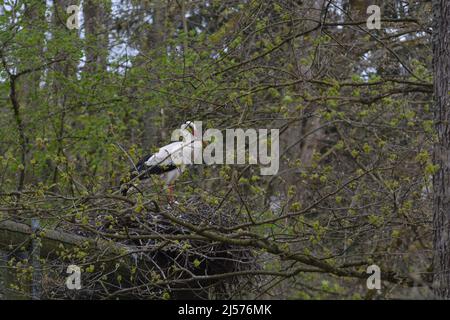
167;184;174;204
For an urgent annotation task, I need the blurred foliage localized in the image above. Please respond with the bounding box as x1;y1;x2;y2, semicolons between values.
0;0;436;299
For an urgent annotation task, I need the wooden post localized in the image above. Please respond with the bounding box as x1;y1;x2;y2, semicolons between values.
30;218;41;300
0;249;7;299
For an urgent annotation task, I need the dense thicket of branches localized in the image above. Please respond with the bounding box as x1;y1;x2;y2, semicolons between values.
0;0;445;299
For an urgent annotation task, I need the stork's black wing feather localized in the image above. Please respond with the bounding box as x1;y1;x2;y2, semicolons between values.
133;153;177;178
135;153;152;173
120;153;177;196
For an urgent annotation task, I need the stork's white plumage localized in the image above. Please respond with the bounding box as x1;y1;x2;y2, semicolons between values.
120;121;199;199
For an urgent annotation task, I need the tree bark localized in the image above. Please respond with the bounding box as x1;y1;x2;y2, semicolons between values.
83;0;110;74
0;220;131;257
142;0;167;148
432;0;450;299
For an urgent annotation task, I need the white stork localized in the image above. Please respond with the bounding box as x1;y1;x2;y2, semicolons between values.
120;121;200;201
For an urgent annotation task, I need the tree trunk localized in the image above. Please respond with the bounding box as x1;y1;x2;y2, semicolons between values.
142;0;167;148
50;0;79;188
83;0;110;74
432;0;450;299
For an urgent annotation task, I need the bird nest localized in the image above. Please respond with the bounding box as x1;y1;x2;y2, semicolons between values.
13;193;259;299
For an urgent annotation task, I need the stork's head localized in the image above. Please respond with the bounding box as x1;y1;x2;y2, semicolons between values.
181;121;197;137
180;121;209;147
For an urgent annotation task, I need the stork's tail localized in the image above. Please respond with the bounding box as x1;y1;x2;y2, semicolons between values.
119;178;129;196
119;173;135;196
120;183;130;196
120;156;152;196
